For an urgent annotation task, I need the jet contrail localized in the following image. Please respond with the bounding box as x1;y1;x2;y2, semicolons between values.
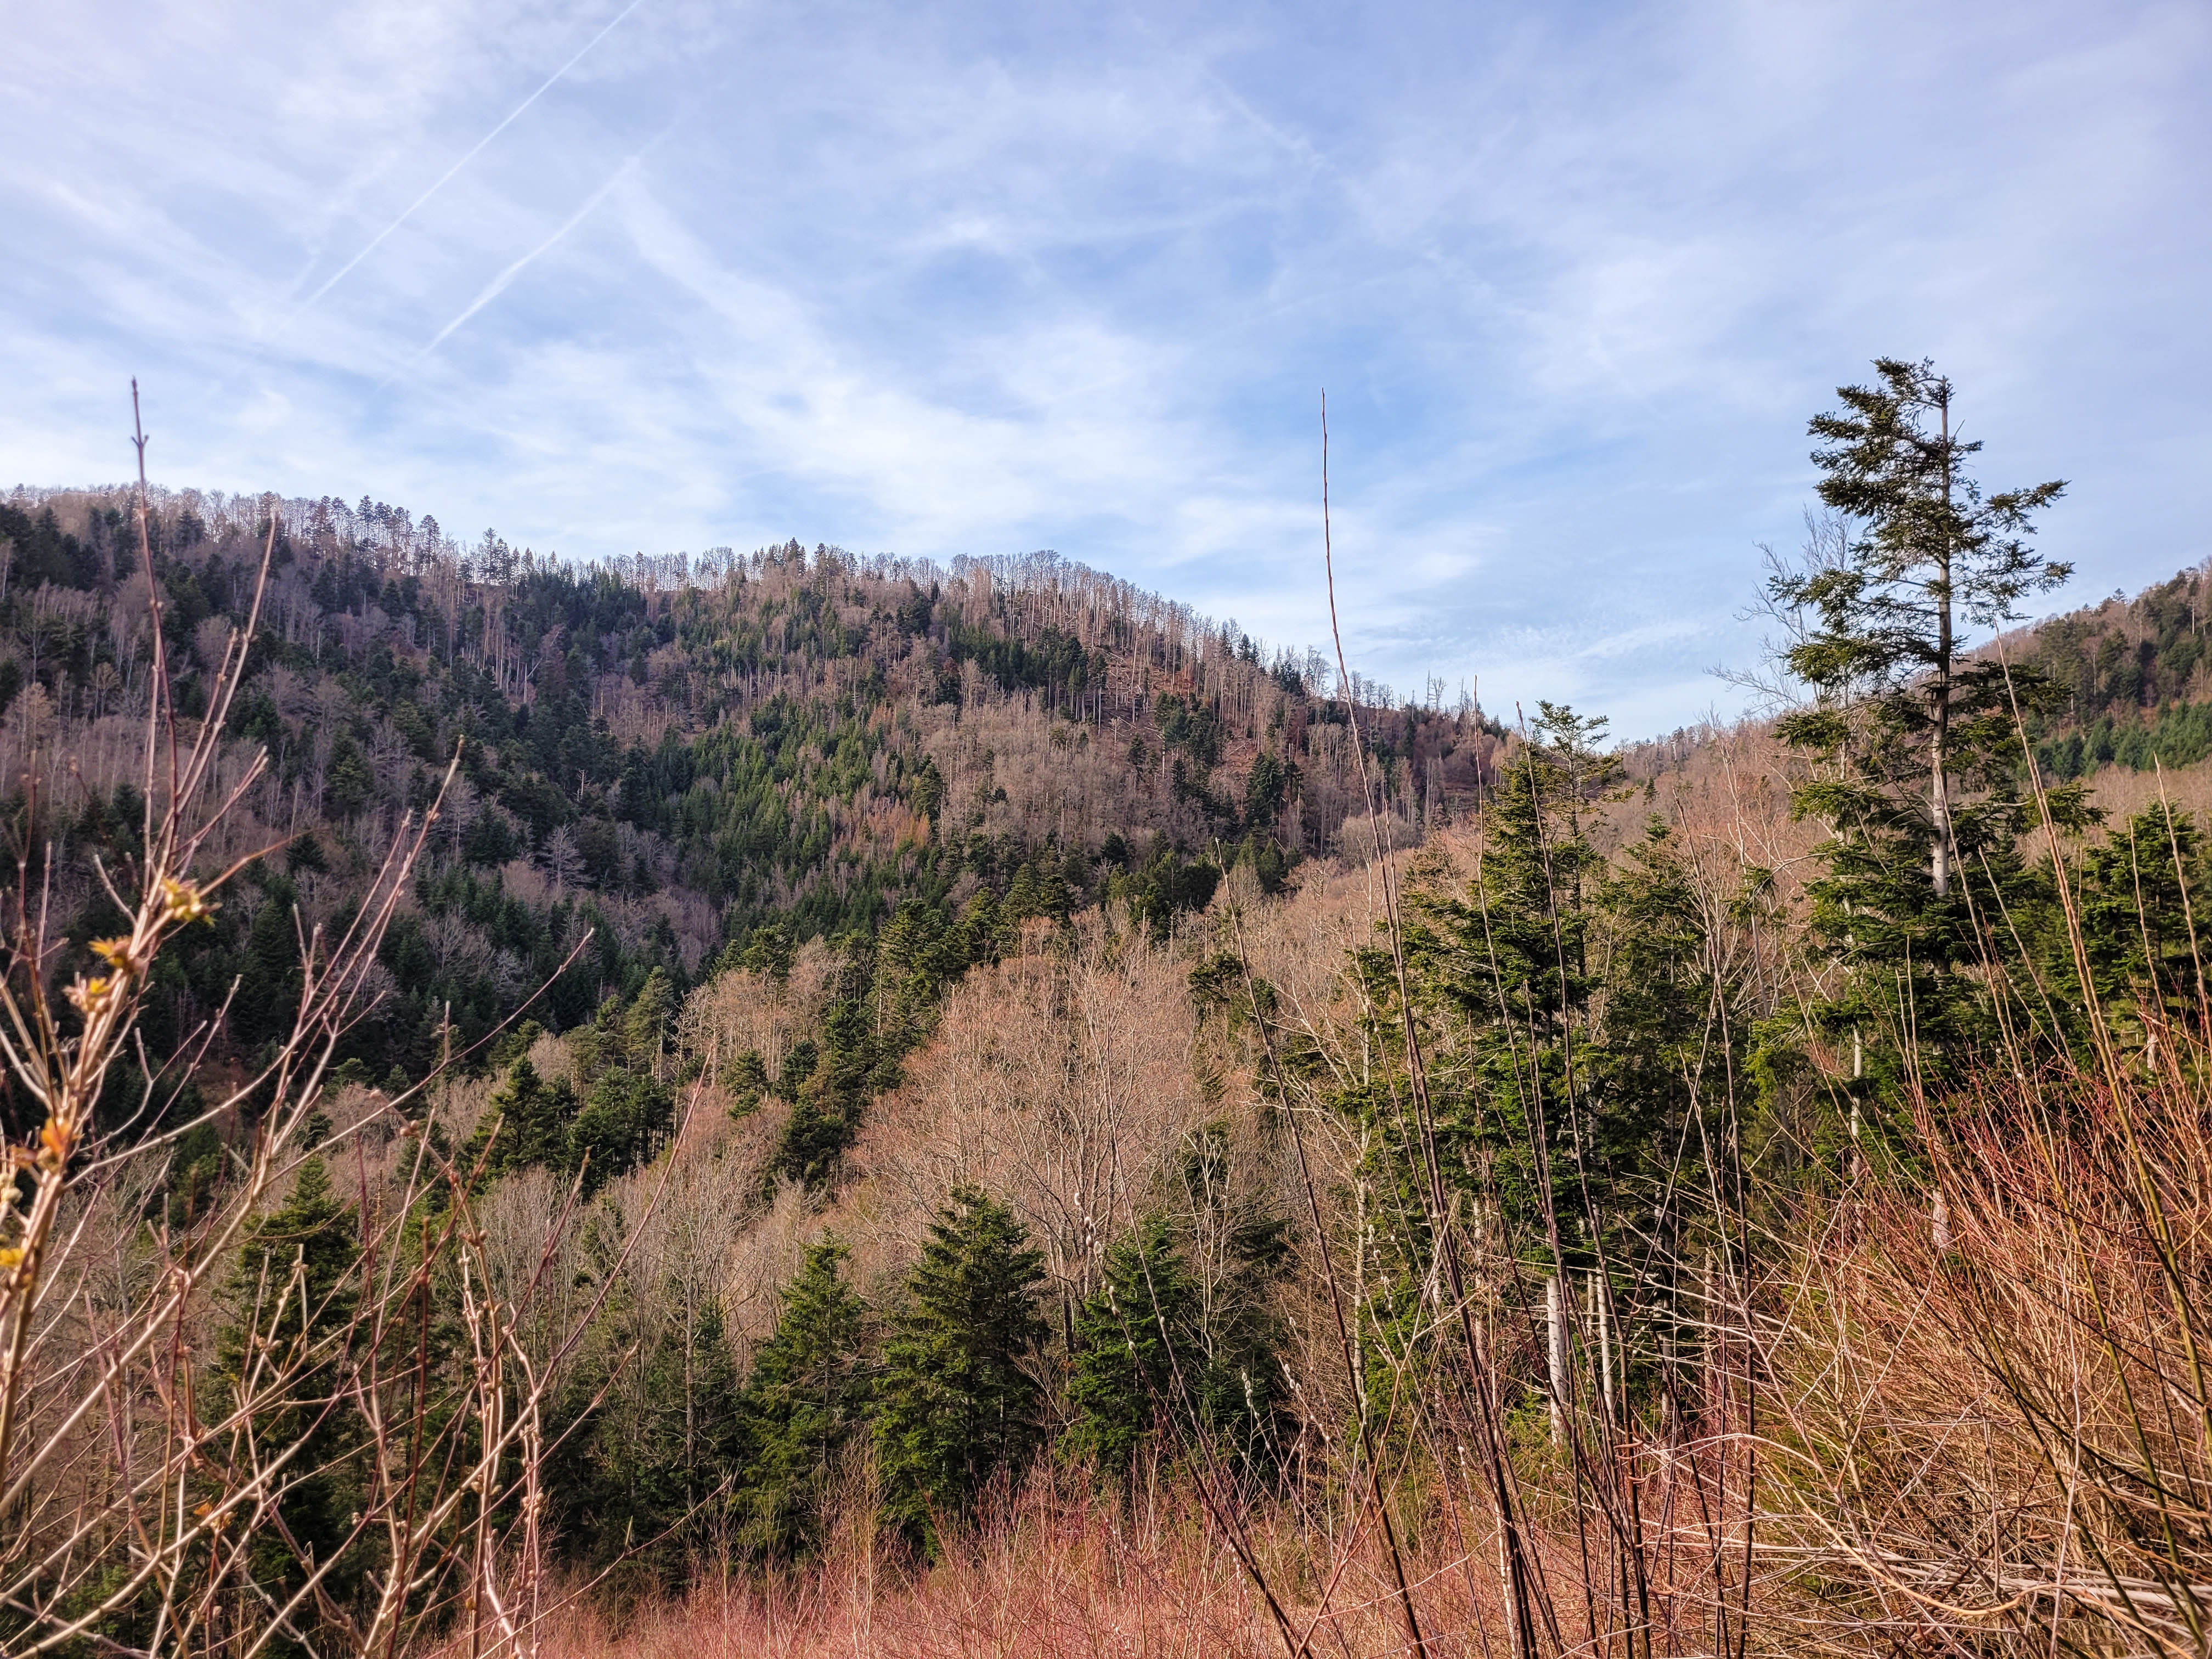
407;136;656;366
290;0;644;319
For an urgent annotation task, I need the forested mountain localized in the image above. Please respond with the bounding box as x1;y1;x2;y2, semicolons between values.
2019;562;2212;777
0;484;1494;1101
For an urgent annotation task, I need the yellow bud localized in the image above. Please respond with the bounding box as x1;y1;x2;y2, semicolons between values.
158;877;215;926
65;975;121;1016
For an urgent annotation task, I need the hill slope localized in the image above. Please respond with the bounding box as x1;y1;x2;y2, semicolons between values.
0;484;1496;1100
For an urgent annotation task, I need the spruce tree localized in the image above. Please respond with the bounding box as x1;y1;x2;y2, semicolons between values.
735;1242;874;1556
1765;358;2072;1099
1408;703;1624;1248
876;1187;1048;1543
1775;358;2069;900
215;1158;364;1648
1063;1202;1285;1477
1063;1218;1197;1475
1393;706;1715;1432
2044;803;2209;1053
465;1056;578;1176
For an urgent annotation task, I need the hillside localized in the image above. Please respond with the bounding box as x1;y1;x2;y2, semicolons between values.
2016;562;2212;777
0;484;1501;1131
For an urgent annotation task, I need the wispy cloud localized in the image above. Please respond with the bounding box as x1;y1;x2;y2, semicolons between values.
3;0;2207;732
284;0;646;326
411;134;662;366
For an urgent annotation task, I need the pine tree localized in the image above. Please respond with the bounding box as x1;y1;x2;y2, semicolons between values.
876;1188;1048;1543
736;1242;874;1556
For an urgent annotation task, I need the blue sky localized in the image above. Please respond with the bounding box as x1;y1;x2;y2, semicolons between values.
4;1;2207;733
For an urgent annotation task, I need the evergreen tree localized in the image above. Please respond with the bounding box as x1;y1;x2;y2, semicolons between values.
1765;358;2072;1101
568;1068;673;1195
215;1159;364;1650
1063;1200;1285;1478
1775;358;2069;900
624;967;675;1074
1407;704;1624;1251
465;1056;578;1176
735;1242;874;1556
2039;802;2209;1054
1381;706;1724;1432
544;1231;747;1585
1064;1218;1197;1475
876;1188;1048;1543
765;945;887;1190
237;891;303;1046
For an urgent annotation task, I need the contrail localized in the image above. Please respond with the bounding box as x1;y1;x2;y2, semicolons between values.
290;0;644;318
405;136;656;367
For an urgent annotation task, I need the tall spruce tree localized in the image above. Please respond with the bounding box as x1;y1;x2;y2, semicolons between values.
1765;358;2071;1101
875;1187;1048;1544
1774;358;2068;900
1406;704;1625;1255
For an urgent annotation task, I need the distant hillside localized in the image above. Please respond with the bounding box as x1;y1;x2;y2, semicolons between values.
0;484;1498;1097
2013;563;2212;780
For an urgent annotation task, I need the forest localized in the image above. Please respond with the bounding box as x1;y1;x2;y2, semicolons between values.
7;357;2212;1657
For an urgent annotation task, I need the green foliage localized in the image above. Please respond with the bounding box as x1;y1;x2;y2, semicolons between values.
568;1068;675;1194
1110;844;1221;944
466;1056;580;1177
2030;803;2212;1054
215;1160;365;1650
876;1188;1049;1544
1395;705;1642;1250
1765;358;2070;1102
735;1243;874;1557
2038;698;2212;781
1064;1197;1286;1478
546;1231;747;1588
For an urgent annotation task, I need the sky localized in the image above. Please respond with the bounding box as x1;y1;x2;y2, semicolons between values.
3;0;2207;735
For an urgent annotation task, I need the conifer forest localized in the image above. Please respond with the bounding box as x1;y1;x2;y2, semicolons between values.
12;360;2212;1657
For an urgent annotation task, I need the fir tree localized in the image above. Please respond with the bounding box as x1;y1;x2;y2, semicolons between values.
1407;703;1624;1249
215;1158;364;1650
876;1188;1048;1543
465;1056;578;1176
1062;1201;1284;1479
1764;358;2072;1101
1775;358;2069;900
1064;1218;1195;1475
735;1242;874;1556
624;966;675;1074
568;1068;673;1194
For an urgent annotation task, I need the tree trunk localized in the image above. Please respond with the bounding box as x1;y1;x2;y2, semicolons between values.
1594;1271;1613;1428
1546;1273;1569;1446
1932;387;1955;899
